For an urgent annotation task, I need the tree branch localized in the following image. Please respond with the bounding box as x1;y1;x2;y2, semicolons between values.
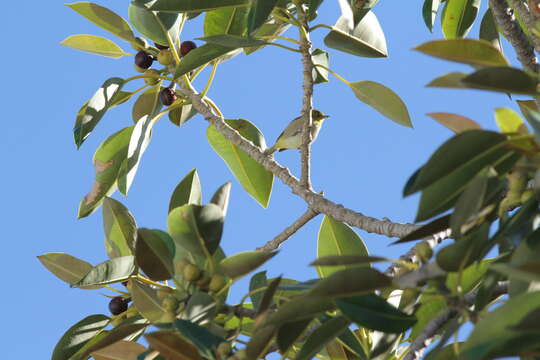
178;88;435;240
257;209;318;251
490;0;539;72
508;0;540;53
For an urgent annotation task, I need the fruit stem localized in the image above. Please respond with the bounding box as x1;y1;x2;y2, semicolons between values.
313;64;351;85
124;74;174;83
103;284;130;295
135;275;174;289
201;61;219;98
189;62;210;82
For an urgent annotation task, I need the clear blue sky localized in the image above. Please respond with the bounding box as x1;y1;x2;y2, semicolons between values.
1;1;524;357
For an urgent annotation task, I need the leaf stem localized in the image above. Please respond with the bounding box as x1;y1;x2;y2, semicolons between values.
314;64;351;85
309;23;334;32
189;62;210;82
267;42;302;53
103;284;129;295
135;275;173;289
259;35;301;45
201;61;219;98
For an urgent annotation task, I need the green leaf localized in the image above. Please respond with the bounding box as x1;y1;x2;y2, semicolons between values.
246;325;278;360
436;224;489;272
414;39;508;67
308;0;325;19
427;72;468;89
72;256;136;287
183;291;217;323
350;81;412;127
148;0;250;12
316;216;369;278
277;318;312;353
408;295;446;341
479;9;502;52
168;103;198;126
132;84;163;123
129;280;167;322
60;34;130;58
77;322;147;359
520;107;540;143
207;119;273;207
244;18;290;55
324;11;388;58
441;0;481;39
128;2;182;47
247;0;279;34
103;197;137;259
74;77;125;148
311;48;330;84
168;204;224;258
219;251;277;280
198;34;267;47
169;169;203;213
90;340;146;360
423;0;442;32
174;319;224;355
210;182;232;216
37;253;99;289
336;294;417;333
174;44;237;78
204;6;248;36
311;255;389;266
52;314;110;360
145;331;202;360
249;271;267;311
294;317;350;360
66;2;135;41
392;215;450;244
309;267;392;297
257;276;282;315
426;112;481;133
136;228;175;281
446;259;494;295
268;295;335;325
494;107;526;133
110;90;135;108
462;67;539;95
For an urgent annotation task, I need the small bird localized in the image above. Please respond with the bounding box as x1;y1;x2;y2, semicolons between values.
265;109;330;154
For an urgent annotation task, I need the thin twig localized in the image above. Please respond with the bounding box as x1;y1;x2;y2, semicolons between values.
178;88;436;240
257;209;318;251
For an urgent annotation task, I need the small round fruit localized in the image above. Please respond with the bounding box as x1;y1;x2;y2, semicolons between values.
196;273;211;288
144;69;161;85
157;287;174;301
160;87;177;106
162;294;179;312
135;50;154;69
521;189;535;203
175;258;191;274
183;263;201;281
131;37;148;51
208;274;227;293
157;50;174;65
155;42;169;50
217;342;232;357
109;296;129;315
180;41;197;57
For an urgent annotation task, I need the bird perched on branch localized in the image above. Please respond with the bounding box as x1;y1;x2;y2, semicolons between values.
265;109;330;154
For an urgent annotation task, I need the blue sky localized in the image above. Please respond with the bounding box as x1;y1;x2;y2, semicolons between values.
1;0;525;357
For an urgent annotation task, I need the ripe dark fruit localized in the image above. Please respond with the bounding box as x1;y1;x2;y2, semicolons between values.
135;50;153;69
155;42;169;50
180;41;197;57
109;296;129;315
160;88;177;106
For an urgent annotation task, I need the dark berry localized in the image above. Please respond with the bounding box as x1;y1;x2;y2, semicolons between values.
160;88;177;106
135;50;153;69
154;42;169;50
180;41;197;57
109;296;129;315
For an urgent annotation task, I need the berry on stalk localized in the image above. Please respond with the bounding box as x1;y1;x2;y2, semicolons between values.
180;41;197;57
109;296;129;315
135;50;153;69
160;88;177;106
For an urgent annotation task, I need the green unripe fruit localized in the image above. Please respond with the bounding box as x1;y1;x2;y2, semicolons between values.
157;287;174;301
162;294;179;312
175;258;191;275
521;189;535;203
196;272;211;288
183;263;201;281
208;274;227;293
160;312;176;323
134;64;146;73
217;342;232;357
131;37;148;51
144;69;160;85
157;50;174;65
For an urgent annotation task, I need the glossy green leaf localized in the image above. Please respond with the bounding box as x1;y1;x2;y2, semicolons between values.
148;0;250;12
296;316;351;360
350;81;412;127
128;2;181;47
441;0;481;38
145;331;202;360
436;224;489;272
408;295;446;341
247;0;278;34
37;253;99;289
132;84;162;123
520;107;540;143
198;34;267;47
78;126;134;218
168;204;224;258
393;215;450;245
308;0;325;18
204;6;248;37
168;103;198;126
249;271;267;311
174;44;237;78
268;295;334;325
427;72;468;88
182;291;217;323
220;251;277;280
72;256;136;287
129;280;167;322
479;9;502;52
336;294;417;333
312;48;330;84
174;319;224;355
426;112;481;133
210;182;232;216
103;197;137;259
110;90;135;108
61;34;130;58
316;216;368;278
244;18;290;55
52;314;110;360
207;119;273;207
91;340;146;360
136;228;175;281
309;267;392;297
494;107;525;133
324;11;387;58
423;0;441;32
277;318;312;353
446;259;494;295
257;276;282;315
66;2;135;41
414;39;507;67
462;67;539;95
246;325;278;360
74;77;124;148
450;169;489;237
78;322;147;359
169;169;202;213
311;255;389;266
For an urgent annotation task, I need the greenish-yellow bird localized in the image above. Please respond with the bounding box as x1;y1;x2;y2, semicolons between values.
265;109;330;154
